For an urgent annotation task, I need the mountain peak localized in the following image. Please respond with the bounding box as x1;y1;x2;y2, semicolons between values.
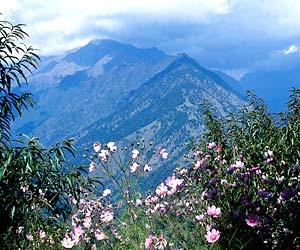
63;39;167;66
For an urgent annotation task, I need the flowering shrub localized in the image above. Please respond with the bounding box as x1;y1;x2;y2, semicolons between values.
4;89;300;249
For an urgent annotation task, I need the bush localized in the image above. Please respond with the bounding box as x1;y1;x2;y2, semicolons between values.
67;90;300;250
0;16;98;250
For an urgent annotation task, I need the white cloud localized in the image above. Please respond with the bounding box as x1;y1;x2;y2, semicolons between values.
284;45;300;55
2;0;300;70
1;0;235;54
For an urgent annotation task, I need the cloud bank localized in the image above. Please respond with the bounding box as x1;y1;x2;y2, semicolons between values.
2;0;300;72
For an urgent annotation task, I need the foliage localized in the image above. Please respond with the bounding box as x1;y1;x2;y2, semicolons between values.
54;89;300;250
0;16;39;146
184;89;300;249
0;16;98;249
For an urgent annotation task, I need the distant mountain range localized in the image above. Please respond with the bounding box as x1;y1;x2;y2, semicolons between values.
12;39;247;188
239;67;300;112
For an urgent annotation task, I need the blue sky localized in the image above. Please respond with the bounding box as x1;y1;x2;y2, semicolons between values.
2;0;300;79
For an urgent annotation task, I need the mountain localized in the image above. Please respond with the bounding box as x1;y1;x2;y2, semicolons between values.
212;70;242;93
74;54;245;188
12;39;175;145
239;68;300;112
12;39;245;188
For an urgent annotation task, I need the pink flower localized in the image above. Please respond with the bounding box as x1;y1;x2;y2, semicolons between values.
95;229;107;240
107;142;117;152
93;142;101;152
167;188;178;195
26;234;33;241
71;214;79;226
155;183;168;197
61;237;75;248
71;196;77;204
194;159;205;170
131;149;139;159
130;162;140;173
205;229;220;243
83;216;92;228
100;210;114;223
72;226;84;244
207;205;221;217
165;176;183;189
145;235;154;249
159;148;168;159
246;214;259;227
38;229;46;239
207;142;216;149
194;150;203;157
89;162;97;172
150;196;159;204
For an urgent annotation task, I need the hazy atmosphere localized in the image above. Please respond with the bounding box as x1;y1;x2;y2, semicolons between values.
2;0;300;79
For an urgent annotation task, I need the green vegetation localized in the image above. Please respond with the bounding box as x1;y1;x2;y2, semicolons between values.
1;17;300;250
0;16;99;249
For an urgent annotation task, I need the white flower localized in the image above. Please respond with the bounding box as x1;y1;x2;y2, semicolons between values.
99;149;109;162
276;176;285;183
207;142;216;149
165;176;183;189
61;237;75;249
135;199;143;206
20;186;28;192
131;149;139;159
235;160;245;168
89;162;97;172
159;149;168;159
144;164;152;172
130;162;140;173
83;216;92;228
264;150;273;159
107;142;117;152
93;142;101;152
102;189;111;197
100;210;114;223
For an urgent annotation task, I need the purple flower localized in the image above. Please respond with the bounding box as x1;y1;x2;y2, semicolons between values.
292;162;300;173
251;166;262;175
226;165;237;174
208;178;218;187
205;188;220;201
281;187;297;200
257;190;272;199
